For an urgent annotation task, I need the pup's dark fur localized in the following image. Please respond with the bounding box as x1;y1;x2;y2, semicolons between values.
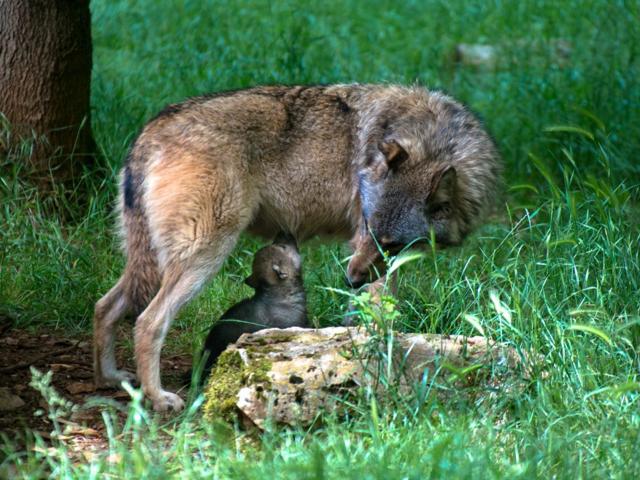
199;233;307;378
93;84;501;411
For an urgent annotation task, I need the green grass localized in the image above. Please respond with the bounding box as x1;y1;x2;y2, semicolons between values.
2;0;640;477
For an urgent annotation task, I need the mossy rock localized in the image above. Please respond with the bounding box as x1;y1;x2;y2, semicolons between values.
202;349;272;423
202;327;539;428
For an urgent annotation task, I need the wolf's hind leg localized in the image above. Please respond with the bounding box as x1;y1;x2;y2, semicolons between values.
93;276;136;387
134;236;238;412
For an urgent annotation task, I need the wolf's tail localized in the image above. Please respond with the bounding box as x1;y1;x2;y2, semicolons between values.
119;147;161;317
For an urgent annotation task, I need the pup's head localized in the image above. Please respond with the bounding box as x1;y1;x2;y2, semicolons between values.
346;89;500;288
245;232;303;289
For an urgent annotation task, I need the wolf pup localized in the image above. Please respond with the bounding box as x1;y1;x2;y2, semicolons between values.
93;84;501;411
198;232;307;380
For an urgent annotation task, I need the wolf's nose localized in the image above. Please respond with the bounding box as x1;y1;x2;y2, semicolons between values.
345;274;366;289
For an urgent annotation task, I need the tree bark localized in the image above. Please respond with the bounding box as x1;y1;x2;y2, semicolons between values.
0;0;94;187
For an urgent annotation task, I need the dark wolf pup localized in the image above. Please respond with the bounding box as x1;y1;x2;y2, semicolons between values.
198;232;307;381
93;84;501;411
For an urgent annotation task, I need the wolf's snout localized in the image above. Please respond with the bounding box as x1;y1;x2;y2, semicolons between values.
345;272;366;289
346;252;383;289
346;256;369;289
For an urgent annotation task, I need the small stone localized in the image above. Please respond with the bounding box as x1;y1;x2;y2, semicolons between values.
64;424;100;437
70;410;98;422
3;337;19;346
455;44;498;69
0;387;26;411
66;382;94;395
82;451;96;462
107;390;130;400
50;363;74;372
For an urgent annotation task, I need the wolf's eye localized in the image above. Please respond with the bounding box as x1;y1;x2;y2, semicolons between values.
380;240;403;251
427;202;451;216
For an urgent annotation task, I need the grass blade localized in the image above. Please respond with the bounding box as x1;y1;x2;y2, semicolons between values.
567;324;613;347
544;125;595;141
387;251;425;275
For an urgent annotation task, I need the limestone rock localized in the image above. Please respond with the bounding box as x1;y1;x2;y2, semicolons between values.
66;381;95;395
0;387;25;411
455;44;498;69
203;327;538;428
454;39;572;70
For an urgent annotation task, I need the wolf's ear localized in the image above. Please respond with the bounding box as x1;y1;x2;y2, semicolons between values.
379;140;408;169
431;166;457;204
272;263;288;279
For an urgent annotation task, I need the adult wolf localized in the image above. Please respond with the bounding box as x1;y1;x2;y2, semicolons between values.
93;84;501;411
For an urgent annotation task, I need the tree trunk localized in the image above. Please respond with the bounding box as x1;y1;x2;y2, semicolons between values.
203;327;540;428
0;0;94;187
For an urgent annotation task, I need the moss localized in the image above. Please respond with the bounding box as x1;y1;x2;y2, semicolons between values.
244;331;297;346
241;356;272;385
263;331;297;343
202;349;272;423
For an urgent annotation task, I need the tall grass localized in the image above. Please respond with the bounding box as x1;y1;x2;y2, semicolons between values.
1;0;639;477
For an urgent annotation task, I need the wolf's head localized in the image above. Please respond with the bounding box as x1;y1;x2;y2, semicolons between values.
346;88;500;288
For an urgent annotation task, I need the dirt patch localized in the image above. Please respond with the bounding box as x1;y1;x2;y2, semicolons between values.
0;323;192;449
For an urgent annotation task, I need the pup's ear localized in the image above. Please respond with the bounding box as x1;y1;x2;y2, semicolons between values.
379;140;408;169
430;166;457;204
244;272;259;288
272;263;288;279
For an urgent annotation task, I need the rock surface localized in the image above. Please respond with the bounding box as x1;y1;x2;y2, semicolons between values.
203;327;538;428
455;44;498;68
0;387;26;411
454;39;572;70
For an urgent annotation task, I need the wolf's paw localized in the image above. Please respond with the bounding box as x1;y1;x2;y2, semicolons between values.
151;390;185;412
95;369;137;389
